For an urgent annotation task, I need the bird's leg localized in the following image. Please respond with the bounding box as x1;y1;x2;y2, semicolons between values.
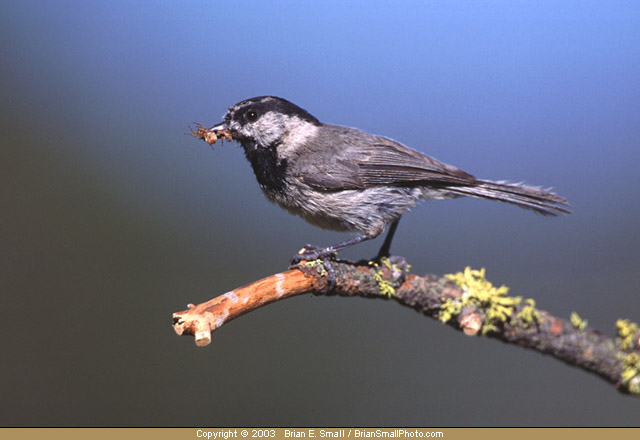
290;234;375;292
290;219;404;292
369;220;408;285
376;219;400;258
290;234;374;264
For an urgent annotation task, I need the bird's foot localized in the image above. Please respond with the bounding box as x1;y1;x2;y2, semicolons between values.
290;244;337;263
290;244;338;293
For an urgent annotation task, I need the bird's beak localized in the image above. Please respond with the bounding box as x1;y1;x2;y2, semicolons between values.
210;121;238;142
209;122;227;131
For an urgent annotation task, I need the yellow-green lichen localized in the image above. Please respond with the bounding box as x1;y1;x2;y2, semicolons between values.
439;298;462;323
616;319;639;350
378;256;411;274
570;312;588;331
375;273;396;298
368;257;397;298
620;352;640;395
300;259;327;277
517;298;541;328
380;257;394;271
445;267;525;334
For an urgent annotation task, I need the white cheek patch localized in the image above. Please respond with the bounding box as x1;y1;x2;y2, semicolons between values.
229;107;319;156
279;116;319;159
251;111;284;146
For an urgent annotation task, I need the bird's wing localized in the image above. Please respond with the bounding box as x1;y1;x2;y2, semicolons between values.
298;133;478;191
296;157;365;190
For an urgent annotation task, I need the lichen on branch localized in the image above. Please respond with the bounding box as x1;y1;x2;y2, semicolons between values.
172;258;640;395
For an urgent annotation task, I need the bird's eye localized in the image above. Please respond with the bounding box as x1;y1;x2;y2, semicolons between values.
246;110;258;122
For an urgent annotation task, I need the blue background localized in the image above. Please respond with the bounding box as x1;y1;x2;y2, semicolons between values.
2;0;639;426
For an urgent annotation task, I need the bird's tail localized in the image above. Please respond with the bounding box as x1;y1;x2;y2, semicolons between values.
445;180;570;216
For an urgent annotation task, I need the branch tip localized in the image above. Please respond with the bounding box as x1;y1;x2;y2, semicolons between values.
195;330;212;346
171;259;639;395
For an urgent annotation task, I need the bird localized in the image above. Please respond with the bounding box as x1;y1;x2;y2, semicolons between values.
205;96;570;265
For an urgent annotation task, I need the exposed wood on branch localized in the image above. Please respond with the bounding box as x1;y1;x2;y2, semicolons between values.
172;259;640;395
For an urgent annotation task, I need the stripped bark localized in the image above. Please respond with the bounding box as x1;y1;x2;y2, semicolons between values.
172;259;640;395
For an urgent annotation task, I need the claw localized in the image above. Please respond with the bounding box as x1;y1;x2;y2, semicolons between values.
321;259;337;292
290;244;338;293
290;245;336;264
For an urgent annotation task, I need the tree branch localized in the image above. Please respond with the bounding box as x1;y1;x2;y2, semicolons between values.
172;258;640;396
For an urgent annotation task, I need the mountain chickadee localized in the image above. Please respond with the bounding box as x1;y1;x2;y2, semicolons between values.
206;96;570;264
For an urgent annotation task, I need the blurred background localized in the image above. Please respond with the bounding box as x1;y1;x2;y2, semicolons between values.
1;0;639;426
